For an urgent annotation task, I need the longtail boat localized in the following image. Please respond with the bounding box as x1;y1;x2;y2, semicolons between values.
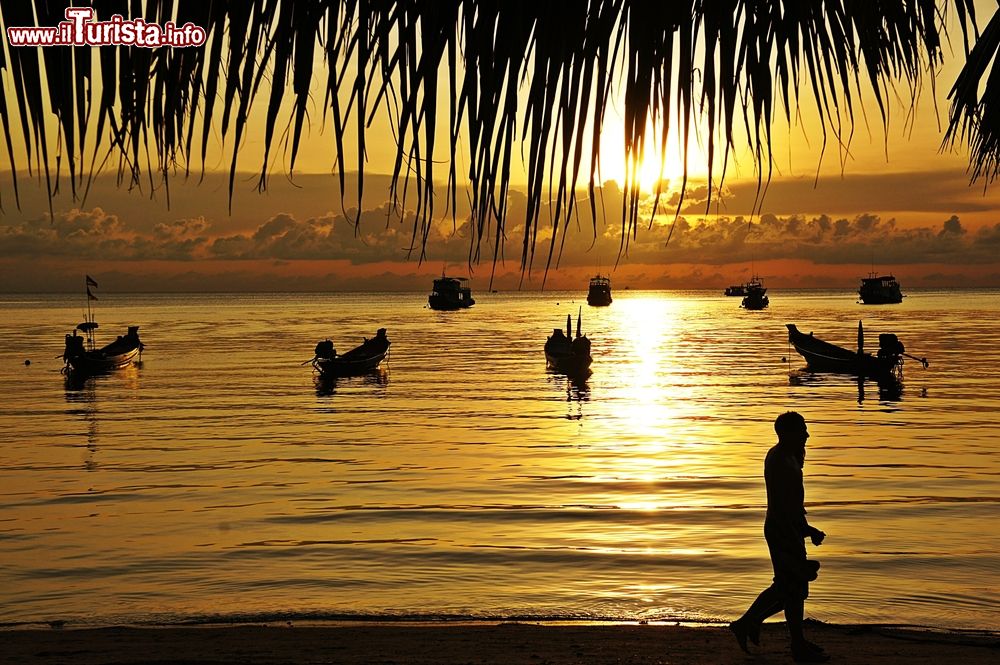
786;321;926;381
545;309;592;376
312;328;390;377
62;276;143;375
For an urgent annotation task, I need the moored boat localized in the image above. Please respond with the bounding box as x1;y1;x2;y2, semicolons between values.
858;272;903;304
786;321;926;381
62;276;143;375
740;276;769;310
587;275;613;306
545;310;592;376
312;328;390;377
64;325;143;374
429;275;475;310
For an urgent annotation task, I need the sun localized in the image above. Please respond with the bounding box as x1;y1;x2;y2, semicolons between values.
598;114;703;193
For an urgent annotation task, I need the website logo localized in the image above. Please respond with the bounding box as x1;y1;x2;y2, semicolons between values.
6;7;206;48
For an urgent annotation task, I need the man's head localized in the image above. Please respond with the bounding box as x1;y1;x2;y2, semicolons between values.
774;411;808;447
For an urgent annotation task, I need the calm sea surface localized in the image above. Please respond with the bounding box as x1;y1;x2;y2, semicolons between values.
1;290;998;629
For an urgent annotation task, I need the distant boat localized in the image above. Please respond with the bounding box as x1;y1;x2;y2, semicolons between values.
545;310;592;376
312;328;390;377
740;276;769;310
724;284;746;297
429;275;475;310
587;275;612;306
858;272;903;304
62;276;143;375
786;321;926;381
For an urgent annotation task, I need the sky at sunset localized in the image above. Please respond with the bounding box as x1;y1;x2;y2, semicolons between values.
1;3;998;292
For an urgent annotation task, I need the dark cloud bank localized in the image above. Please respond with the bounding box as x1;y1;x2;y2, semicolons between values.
2;202;996;268
0;168;997;290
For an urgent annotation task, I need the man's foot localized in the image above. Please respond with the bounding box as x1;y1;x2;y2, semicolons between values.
728;620;751;653
792;640;830;663
747;621;761;646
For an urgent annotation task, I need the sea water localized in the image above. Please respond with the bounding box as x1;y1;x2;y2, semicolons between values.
0;290;997;629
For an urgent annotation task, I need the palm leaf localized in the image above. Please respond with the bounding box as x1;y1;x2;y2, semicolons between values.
0;0;992;278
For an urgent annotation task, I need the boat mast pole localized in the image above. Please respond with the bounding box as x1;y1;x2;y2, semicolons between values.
85;276;94;350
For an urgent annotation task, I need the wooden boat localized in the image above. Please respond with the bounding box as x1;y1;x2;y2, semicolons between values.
64;325;143;374
545;310;592;376
786;321;926;381
858;272;903;304
312;328;390;377
428;275;475;310
62;276;143;375
587;275;613;306
741;276;769;310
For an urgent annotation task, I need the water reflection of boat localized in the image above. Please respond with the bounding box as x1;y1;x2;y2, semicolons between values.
312;328;390;378
545;310;592;376
740;276;769;310
587;275;612;306
787;370;903;403
64;364;141;462
786;321;927;382
858;272;904;304
62;276;143;375
315;367;390;397
428;275;475;310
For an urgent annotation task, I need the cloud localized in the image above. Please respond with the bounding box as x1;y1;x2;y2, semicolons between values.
1;192;997;280
540;209;1000;268
939;215;965;237
0;208;213;260
207;204;476;264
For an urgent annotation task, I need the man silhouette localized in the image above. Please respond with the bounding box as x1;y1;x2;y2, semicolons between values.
730;411;829;663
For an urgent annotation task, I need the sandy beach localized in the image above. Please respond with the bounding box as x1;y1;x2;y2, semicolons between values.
2;621;997;665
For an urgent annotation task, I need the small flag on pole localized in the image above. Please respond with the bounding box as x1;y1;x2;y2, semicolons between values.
87;287;98;301
86;275;98;287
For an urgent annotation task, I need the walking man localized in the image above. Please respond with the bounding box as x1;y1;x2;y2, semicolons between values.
730;411;829;663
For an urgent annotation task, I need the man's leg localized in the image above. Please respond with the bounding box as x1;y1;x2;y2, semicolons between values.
786;593;829;662
730;584;784;652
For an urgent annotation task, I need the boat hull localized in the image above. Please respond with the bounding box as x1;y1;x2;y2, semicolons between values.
741;294;769;309
66;345;141;374
545;351;593;376
428;294;475;310
858;292;903;305
314;351;388;377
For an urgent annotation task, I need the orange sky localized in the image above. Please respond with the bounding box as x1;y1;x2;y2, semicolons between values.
1;3;998;291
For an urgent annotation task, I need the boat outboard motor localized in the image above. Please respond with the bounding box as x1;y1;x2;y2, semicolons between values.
314;339;335;359
877;333;905;359
64;333;85;361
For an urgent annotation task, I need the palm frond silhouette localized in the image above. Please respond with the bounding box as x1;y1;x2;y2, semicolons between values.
1;1;995;276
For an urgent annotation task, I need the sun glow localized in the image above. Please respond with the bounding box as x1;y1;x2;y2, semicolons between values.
598;115;707;193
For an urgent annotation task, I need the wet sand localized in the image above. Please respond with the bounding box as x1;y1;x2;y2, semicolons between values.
2;621;997;665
